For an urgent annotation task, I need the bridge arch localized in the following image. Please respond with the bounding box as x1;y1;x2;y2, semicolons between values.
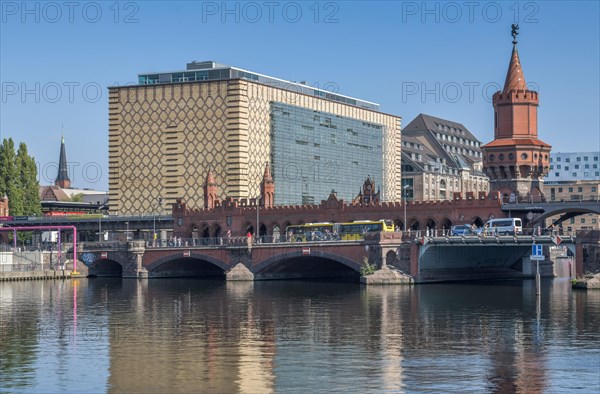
146;252;228;278
254;250;362;280
89;258;123;277
533;207;600;226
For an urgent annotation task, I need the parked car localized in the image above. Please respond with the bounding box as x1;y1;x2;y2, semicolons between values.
451;224;478;236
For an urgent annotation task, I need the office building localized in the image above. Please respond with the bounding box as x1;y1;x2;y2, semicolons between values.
108;61;402;213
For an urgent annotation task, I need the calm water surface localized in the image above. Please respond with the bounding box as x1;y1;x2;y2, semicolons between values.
1;278;599;393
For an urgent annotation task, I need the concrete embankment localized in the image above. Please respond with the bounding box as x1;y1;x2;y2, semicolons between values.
572;273;600;289
0;270;73;281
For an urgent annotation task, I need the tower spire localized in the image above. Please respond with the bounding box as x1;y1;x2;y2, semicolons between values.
55;133;71;189
503;24;527;93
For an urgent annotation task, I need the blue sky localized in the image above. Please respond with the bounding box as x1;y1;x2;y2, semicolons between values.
1;1;599;190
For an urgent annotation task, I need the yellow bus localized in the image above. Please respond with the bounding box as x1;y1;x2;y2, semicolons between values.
286;220;394;242
286;222;334;242
335;220;395;241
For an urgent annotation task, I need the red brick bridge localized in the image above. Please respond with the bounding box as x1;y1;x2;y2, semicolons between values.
76;232;581;283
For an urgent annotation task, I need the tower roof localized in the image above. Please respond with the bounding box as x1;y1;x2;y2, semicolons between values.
262;162;273;183
55;135;70;185
502;46;528;93
502;25;529;93
205;168;216;186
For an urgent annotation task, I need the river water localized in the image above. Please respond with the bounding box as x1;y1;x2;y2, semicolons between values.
1;278;599;393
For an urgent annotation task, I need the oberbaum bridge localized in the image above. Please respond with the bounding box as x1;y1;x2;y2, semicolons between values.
2;169;599;284
2;26;599;283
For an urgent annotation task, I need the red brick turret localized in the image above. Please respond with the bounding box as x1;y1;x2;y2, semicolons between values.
203;169;219;209
260;162;274;208
482;25;551;201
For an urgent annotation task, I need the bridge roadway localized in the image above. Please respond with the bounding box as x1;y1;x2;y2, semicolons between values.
71;233;578;283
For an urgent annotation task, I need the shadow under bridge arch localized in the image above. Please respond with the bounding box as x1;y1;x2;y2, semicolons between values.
254;250;362;281
146;252;228;278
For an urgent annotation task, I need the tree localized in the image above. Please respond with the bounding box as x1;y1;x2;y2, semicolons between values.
0;138;41;216
17;142;41;216
0;138;24;215
70;193;84;202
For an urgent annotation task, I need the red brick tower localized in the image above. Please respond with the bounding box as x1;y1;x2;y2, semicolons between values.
482;25;551;201
203;168;219;209
260;162;274;208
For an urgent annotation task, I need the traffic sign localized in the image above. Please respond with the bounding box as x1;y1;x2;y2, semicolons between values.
302;247;311;255
552;235;562;246
183;251;190;257
530;244;544;261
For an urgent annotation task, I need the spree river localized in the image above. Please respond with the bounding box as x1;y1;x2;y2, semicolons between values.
1;278;599;393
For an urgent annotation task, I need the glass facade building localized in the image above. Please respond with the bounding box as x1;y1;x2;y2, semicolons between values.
271;102;384;205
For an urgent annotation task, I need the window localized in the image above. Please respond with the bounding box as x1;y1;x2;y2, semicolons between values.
554;172;560;177
592;187;597;192
577;157;581;162
594;156;599;161
585;164;590;169
578;187;583;192
570;218;575;224
584;172;589;177
550;165;554;170
596;172;600;176
558;188;563;192
521;153;528;160
568;187;573;192
575;165;579;169
581;218;585;224
557;157;561;162
592;219;597;224
584;156;589;161
557;165;561;169
572;172;577;177
566;158;570;162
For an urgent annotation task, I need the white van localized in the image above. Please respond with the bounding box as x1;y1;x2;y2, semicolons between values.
483;218;523;235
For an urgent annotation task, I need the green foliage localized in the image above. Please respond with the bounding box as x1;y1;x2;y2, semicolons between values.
70;193;84;202
0;138;41;217
360;256;376;276
16;142;41;216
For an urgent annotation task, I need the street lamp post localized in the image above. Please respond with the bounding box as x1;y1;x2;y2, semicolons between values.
403;184;410;232
256;195;260;244
153;197;162;246
98;215;101;242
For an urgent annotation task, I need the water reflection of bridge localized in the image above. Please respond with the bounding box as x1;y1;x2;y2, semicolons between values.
71;233;582;283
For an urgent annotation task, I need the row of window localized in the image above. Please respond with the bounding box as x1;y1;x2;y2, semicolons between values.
487;152;549;161
435;132;480;147
553;171;600;178
434;122;464;135
551;164;598;170
551;155;599;162
550;186;598;193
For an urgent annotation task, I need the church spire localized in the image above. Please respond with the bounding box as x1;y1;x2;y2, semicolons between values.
55;133;71;189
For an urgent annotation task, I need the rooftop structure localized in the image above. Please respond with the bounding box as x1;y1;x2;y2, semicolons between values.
138;60;379;111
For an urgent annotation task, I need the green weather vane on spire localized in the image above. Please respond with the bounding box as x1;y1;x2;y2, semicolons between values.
511;24;519;45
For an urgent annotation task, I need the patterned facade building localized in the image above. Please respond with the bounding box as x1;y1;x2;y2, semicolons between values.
400;114;488;202
482;26;551;201
108;61;402;214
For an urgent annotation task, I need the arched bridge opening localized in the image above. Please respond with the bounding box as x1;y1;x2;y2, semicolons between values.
89;259;123;277
254;251;361;281
146;254;227;279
